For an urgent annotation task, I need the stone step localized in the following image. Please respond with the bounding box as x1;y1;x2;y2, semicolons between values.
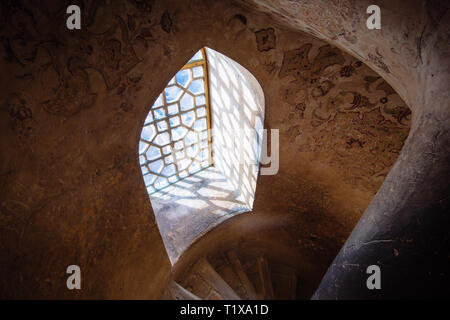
226;250;258;299
257;256;274;299
193;257;242;300
169;281;202;300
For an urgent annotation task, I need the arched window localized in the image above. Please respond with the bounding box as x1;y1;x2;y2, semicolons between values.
139;48;265;264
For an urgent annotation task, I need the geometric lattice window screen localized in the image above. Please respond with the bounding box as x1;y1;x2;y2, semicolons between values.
139;49;213;194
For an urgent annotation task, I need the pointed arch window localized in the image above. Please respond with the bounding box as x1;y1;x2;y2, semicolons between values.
138;48;265;264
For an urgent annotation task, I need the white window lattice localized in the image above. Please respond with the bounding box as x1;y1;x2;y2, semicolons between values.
139;49;212;194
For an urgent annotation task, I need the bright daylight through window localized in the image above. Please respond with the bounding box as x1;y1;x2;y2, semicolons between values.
139;49;212;194
139;48;265;264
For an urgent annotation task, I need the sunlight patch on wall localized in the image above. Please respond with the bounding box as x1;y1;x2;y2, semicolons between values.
207;48;265;209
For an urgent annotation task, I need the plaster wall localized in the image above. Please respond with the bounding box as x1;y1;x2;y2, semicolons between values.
1;0;440;299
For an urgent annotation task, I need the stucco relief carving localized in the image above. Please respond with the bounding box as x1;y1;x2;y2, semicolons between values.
92;16;140;90
1;93;33;142
277;42;410;192
255;28;276;52
1;2;141;117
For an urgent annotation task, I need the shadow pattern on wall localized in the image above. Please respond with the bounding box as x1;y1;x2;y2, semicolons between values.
150;168;248;264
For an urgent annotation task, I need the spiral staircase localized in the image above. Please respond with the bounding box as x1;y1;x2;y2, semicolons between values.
165;250;299;300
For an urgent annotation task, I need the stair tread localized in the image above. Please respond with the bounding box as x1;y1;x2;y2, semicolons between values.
210;251;253;299
175;252;298;300
257;256;275;299
226;250;258;299
169;281;202;300
194;257;242;300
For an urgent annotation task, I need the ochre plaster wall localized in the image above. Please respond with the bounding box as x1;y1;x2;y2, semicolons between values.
0;0;432;299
